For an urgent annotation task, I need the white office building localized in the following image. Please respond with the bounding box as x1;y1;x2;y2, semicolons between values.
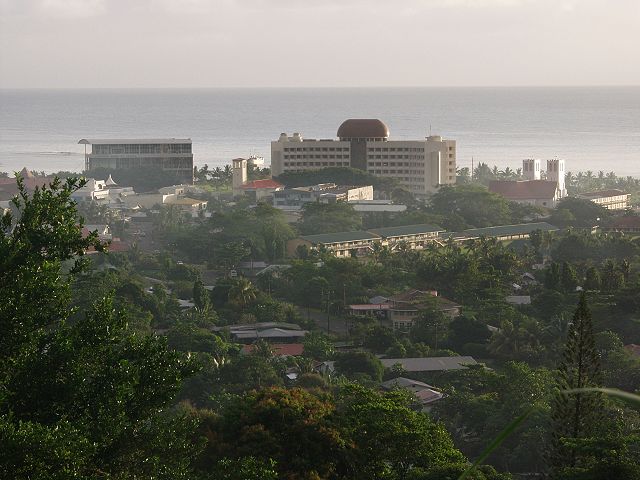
271;119;456;196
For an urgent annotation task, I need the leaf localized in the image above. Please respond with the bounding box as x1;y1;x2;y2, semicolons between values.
562;387;640;407
457;405;536;480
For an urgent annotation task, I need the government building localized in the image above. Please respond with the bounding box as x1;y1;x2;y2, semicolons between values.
270;119;456;196
78;138;194;184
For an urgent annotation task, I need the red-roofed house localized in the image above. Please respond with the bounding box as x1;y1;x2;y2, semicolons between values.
607;216;640;234
232;157;284;201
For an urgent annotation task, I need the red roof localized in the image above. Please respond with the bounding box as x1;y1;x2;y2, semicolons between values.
625;344;640;357
489;180;558;200
242;343;304;356
610;216;640;229
241;179;284;190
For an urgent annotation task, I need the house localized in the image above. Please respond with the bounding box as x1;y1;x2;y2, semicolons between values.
274;183;373;210
215;322;308;344
349;289;461;331
386;289;461;331
381;377;444;408
0;168;56;201
380;356;478;372
232;157;284;201
241;343;305;357
577;190;630;210
84;224;112;241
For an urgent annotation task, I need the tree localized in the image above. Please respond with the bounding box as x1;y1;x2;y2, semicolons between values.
0;177;200;478
334;351;384;382
583;266;601;291
297;202;362;235
545;263;561;291
302;331;335;361
547;294;604;477
560;262;579;293
228;277;258;310
448;315;492;351
336;384;465;480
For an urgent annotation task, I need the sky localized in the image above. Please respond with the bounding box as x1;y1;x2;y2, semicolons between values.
0;0;639;88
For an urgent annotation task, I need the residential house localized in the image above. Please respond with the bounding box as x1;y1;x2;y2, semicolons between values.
381;377;444;409
380;356;478;372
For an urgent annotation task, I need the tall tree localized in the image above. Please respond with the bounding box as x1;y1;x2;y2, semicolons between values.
0;177;199;478
547;294;604;477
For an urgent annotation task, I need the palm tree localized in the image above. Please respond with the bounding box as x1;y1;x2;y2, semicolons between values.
228;277;258;309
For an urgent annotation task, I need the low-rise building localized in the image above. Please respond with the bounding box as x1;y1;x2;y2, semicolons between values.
274;183;373;209
606;215;640;233
380;356;477;372
287;231;381;258
445;222;558;242
369;224;445;250
577;190;631;210
381;377;444;409
349;289;461;331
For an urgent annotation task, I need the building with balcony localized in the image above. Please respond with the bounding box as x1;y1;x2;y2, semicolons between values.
271;119;456;196
78;138;194;184
577;189;631;210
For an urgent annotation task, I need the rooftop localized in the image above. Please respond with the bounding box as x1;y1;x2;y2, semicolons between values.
380;356;477;372
369;224;444;238
577;189;629;198
301;230;381;245
241;179;284;190
489;180;558;200
337;119;390;139
78;138;191;145
459;222;558;238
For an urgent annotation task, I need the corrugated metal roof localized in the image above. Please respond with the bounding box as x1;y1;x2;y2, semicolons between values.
301;231;381;244
460;222;558;238
380;356;477;372
369;224;444;238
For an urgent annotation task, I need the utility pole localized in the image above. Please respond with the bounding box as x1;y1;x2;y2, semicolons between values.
326;289;331;334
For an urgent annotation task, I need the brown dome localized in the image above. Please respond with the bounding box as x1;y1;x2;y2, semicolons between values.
337;119;389;139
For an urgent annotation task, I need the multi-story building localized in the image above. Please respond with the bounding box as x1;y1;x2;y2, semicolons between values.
78;138;194;184
271;119;456;196
577;189;631;210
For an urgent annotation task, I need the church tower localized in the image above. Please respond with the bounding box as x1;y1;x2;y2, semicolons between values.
546;159;566;198
522;159;541;180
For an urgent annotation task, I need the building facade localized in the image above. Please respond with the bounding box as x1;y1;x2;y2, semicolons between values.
577;190;631;210
78;138;194;184
271;119;456;196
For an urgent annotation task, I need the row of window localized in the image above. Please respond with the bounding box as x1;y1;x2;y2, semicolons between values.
90;157;192;169
367;154;423;160
367;147;425;152
283;146;349;152
284;155;349;160
92;144;192;155
368;161;425;167
283;162;349;168
369;170;426;176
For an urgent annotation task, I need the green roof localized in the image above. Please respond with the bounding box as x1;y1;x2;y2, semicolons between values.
368;224;444;238
460;222;558;238
301;230;381;244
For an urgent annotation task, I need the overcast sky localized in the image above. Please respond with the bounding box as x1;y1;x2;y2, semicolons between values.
0;0;638;88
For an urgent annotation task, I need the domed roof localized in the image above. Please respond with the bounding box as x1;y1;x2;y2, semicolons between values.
337;119;389;139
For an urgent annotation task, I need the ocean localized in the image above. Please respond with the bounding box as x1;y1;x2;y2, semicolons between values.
0;87;639;177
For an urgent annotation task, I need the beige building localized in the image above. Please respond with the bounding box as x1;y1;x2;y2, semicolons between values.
271;119;456;196
577;190;631;210
274;183;373;209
